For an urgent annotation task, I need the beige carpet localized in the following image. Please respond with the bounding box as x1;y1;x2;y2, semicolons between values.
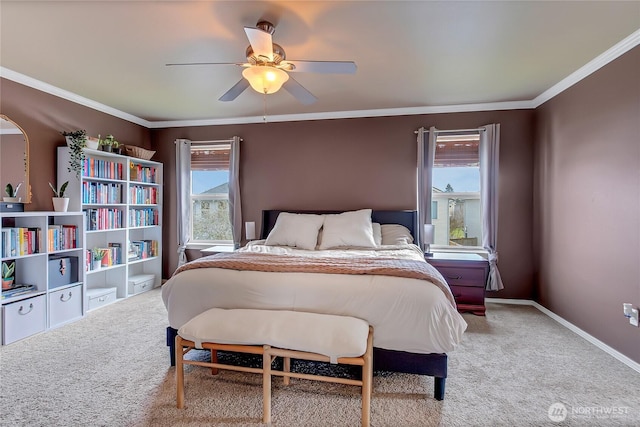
1;287;638;426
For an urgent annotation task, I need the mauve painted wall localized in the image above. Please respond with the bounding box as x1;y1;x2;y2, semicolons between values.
3;46;637;363
152;109;535;300
534;46;640;362
0;78;150;211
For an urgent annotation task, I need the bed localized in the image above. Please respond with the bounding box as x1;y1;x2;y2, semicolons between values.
162;209;467;400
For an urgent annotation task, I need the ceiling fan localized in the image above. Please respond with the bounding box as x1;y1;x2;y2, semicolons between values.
166;20;357;105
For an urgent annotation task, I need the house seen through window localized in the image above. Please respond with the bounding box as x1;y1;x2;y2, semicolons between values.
431;133;482;249
190;144;233;243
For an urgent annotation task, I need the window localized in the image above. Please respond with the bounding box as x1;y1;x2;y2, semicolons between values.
431;133;482;249
190;144;233;243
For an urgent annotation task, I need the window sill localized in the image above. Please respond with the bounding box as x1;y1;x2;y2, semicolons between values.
187;243;234;250
430;247;488;259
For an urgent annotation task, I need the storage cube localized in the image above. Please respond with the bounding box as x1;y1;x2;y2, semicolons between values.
49;284;83;328
48;257;78;289
2;294;46;344
128;274;155;295
87;287;117;311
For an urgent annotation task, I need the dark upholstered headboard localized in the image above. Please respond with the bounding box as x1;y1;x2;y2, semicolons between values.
260;210;417;241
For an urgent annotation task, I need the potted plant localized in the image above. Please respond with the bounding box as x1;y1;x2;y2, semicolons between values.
100;134;119;153
49;181;70;212
92;248;107;270
62;130;87;179
2;260;15;290
3;182;22;202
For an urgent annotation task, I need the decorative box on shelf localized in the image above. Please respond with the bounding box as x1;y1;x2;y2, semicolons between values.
48;256;79;288
0;202;24;212
87;287;117;311
128;274;155;295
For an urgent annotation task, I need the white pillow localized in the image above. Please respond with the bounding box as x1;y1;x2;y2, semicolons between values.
317;222;381;248
372;222;382;246
380;224;414;245
319;209;377;249
265;212;324;250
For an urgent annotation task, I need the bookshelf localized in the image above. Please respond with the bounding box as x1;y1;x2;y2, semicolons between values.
57;147;163;310
1;211;85;344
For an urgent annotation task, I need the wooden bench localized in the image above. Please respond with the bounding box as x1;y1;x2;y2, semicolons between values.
175;308;374;426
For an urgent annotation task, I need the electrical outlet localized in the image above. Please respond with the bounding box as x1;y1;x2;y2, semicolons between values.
631;308;640;327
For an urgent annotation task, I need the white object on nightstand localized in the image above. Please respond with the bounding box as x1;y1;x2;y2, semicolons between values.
245;221;256;240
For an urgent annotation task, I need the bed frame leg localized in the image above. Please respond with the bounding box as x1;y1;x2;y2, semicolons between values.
167;327;178;366
434;377;446;401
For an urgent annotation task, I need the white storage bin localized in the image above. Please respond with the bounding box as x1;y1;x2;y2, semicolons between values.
128;274;155;295
2;294;46;344
49;284;83;328
87;287;117;311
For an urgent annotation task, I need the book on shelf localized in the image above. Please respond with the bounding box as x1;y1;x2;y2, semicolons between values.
1;284;37;299
108;242;122;265
1;227;40;257
129;239;158;260
47;224;77;251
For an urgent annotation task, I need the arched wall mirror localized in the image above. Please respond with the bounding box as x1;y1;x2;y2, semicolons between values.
0;114;30;203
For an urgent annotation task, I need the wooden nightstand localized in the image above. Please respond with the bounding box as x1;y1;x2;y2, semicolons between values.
426;253;489;316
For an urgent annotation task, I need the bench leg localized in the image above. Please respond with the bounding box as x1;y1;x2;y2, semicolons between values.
283;357;291;386
210;350;219;375
263;345;272;424
434;377;446;401
361;326;373;427
176;336;185;409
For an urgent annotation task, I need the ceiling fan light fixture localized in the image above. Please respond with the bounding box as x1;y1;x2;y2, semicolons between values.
242;66;289;94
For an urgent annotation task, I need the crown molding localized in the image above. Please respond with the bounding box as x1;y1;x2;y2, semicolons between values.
0;67;152;128
147;100;534;129
3;28;638;128
533;28;640;108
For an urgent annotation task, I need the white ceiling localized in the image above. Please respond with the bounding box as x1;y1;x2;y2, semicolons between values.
1;1;639;127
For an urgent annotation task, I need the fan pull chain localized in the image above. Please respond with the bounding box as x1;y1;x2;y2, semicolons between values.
263;92;268;123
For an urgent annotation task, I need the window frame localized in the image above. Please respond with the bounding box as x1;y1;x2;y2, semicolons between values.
187;143;233;246
429;132;484;253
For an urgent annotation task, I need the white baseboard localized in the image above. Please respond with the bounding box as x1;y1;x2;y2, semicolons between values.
485;298;640;374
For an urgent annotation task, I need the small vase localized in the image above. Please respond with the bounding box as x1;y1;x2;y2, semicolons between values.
2;277;14;290
3;197;21;202
92;260;101;271
52;197;69;212
86;138;100;150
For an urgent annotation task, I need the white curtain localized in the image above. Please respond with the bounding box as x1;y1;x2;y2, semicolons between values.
228;136;242;248
479;124;504;291
175;139;192;267
416;126;437;250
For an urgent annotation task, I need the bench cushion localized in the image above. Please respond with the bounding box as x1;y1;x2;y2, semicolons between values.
178;308;370;363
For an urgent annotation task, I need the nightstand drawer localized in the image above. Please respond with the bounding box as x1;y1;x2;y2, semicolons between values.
450;285;485;306
436;266;486;287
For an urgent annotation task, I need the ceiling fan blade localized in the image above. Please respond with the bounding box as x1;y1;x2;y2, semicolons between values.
284;60;357;74
166;62;245;67
283;77;317;105
244;26;274;61
219;79;250;102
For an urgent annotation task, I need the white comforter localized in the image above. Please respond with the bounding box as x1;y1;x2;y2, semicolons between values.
162;242;467;354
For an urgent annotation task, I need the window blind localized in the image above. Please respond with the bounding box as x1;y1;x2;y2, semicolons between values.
434;136;480;167
190;145;230;171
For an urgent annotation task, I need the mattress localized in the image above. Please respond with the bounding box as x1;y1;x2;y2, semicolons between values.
162;241;467;354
